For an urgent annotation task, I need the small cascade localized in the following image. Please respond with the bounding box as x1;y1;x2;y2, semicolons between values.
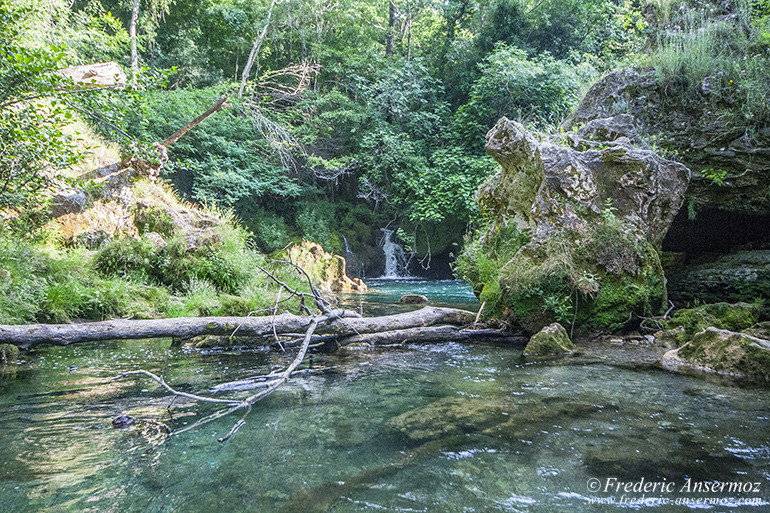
380;228;408;278
342;234;352;256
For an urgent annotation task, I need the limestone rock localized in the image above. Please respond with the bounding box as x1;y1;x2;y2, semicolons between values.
50;189;88;218
143;232;167;252
667;250;770;304
661;328;770;382
386;396;509;442
56;62;126;89
563;67;770;215
524;322;575;357
288;240;368;294
462;117;689;333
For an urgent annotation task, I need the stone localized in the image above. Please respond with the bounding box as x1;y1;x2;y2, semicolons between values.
112;414;134;429
288;240;368;293
667;250;770;304
523;322;575;357
142;231;167;252
56;61;127;89
658;302;761;346
386;396;509;442
0;344;19;364
661;328;770;382
50;189;88;218
399;294;429;304
461;117;689;333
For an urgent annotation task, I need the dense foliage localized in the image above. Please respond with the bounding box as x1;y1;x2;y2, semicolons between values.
1;0;768;274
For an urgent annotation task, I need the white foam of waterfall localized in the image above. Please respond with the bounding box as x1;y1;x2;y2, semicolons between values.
380;228;408;278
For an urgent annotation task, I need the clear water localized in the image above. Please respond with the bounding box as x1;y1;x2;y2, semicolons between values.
1;281;769;512
337;278;481;317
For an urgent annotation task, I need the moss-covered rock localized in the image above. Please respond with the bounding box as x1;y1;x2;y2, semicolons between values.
563;67;770;216
288;240;367;294
0;344;19;364
661;328;770;383
667;251;770;305
457;117;689;334
658;302;761;346
523;322;575;357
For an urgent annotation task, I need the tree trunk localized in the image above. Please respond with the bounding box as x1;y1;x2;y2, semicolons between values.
1;306;478;349
130;0;141;87
385;0;396;56
238;0;276;99
161;92;231;147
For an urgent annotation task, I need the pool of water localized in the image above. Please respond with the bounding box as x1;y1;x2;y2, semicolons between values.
0;281;769;512
337;278;481;316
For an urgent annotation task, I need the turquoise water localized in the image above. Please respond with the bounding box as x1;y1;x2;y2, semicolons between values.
0;280;769;512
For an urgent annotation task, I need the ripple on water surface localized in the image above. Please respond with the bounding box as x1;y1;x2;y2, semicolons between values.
0;281;768;512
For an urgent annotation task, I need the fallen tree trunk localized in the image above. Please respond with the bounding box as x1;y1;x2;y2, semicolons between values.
1;306;477;349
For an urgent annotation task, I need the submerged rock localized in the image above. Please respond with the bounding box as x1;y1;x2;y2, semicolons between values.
460;117;689;333
0;344;19;364
399;294;429;304
523;322;575;357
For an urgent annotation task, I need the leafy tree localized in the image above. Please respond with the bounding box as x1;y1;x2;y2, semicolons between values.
0;3;82;220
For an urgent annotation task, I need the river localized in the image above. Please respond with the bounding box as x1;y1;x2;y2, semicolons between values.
0;279;768;512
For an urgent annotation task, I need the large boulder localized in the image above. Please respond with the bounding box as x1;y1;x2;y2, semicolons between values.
459;117;690;333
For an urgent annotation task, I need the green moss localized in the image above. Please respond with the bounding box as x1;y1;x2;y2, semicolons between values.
665;302;761;341
676;328;770;381
457;201;667;334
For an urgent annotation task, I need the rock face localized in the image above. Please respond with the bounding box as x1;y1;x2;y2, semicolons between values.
288;240;367;294
523;322;575;357
563;67;770;216
460;116;689;333
667;250;770;304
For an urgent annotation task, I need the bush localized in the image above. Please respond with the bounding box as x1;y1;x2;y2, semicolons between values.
93;238;156;279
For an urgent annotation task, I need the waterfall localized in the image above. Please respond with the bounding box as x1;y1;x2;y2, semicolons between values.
380;228;408;278
342;234;352;256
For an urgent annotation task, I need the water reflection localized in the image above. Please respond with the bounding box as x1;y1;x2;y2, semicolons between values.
0;282;768;512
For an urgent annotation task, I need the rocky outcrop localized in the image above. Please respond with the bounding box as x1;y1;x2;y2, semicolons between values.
563;67;770;216
667;250;770;304
56;62;127;89
523;322;575;357
288;240;367;294
460;116;689;333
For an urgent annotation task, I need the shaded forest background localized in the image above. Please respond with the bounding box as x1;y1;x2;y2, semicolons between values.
2;0;769;271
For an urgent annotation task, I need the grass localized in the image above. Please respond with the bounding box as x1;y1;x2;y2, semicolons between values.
646;2;770;127
0;178;313;325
